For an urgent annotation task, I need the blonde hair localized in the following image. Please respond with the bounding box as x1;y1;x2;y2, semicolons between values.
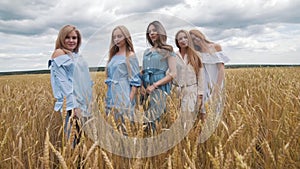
175;30;202;78
107;25;135;77
55;25;82;54
189;29;213;52
108;25;135;62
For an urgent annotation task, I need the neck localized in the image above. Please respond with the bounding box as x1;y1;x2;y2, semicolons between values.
117;46;127;56
180;48;187;58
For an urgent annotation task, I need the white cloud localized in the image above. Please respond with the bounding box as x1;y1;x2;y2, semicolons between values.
0;0;300;72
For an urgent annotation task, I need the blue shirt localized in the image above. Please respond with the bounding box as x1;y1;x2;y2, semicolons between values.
49;53;93;115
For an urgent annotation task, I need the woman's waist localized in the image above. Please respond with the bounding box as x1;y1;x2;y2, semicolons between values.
172;82;197;88
105;77;128;84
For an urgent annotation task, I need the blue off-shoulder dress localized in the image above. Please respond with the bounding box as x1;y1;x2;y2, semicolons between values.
105;54;141;120
141;48;176;122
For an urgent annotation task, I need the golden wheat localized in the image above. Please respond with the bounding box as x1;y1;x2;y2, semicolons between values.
0;67;299;168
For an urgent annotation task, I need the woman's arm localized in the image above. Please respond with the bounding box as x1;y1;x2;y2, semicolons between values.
146;53;177;93
216;63;225;87
130;86;137;101
128;54;142;100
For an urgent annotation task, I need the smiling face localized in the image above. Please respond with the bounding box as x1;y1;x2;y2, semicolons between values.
176;31;189;49
64;30;78;52
190;33;201;45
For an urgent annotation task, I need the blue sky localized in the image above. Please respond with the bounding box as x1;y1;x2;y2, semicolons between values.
0;0;299;72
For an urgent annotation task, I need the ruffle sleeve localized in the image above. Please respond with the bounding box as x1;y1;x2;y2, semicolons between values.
201;51;230;64
128;55;142;87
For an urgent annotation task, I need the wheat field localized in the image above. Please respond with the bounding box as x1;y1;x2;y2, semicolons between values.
0;67;299;169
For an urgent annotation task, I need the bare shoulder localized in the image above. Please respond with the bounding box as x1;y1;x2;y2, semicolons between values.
128;51;136;57
213;43;222;52
51;49;66;59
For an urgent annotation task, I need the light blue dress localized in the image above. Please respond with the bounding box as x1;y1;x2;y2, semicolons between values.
141;48;176;122
105;54;141;120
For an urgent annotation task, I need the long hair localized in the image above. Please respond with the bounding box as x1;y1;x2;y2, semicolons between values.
175;30;202;78
146;21;173;53
55;25;82;54
108;25;135;62
107;25;135;77
189;29;213;52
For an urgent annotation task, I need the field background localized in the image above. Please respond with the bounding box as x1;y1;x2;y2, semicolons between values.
0;67;299;169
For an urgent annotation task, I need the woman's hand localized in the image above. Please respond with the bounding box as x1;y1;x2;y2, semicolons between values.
146;83;158;94
130;86;137;101
140;86;146;95
74;108;82;119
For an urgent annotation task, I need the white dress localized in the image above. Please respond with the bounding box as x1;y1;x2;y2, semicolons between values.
173;51;204;114
198;46;230;143
201;49;230;109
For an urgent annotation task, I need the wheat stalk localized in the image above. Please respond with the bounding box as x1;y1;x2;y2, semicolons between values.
43;131;50;169
18;136;22;164
168;154;172;169
131;158;143;169
183;149;196;169
284;121;300;150
218;141;224;167
263;140;276;167
124;117;133;136
68;113;78;147
207;151;220;169
224;124;245;148
101;149;114;169
82;141;99;166
233;150;250;169
223;152;232;169
172;145;179;169
93;148;99;169
243;137;257;161
0;127;10;150
48;139;68;169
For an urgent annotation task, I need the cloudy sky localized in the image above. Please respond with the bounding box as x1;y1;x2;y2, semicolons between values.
0;0;299;72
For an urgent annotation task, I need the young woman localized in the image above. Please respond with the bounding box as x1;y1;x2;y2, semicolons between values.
173;30;204;121
105;25;141;124
189;29;230;115
140;21;176;129
49;25;93;145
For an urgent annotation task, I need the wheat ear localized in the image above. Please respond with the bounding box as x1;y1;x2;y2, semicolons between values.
48;139;68;169
101;149;114;169
183;149;196;169
224;124;245;148
43;131;50;169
